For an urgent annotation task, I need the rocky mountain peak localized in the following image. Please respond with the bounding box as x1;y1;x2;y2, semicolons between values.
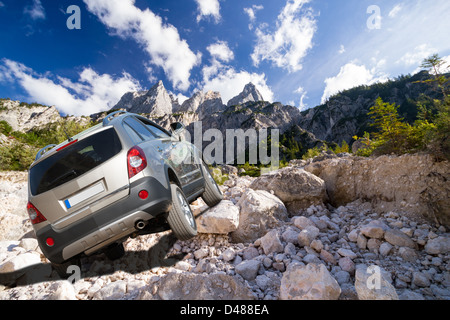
113;80;175;117
227;82;264;107
113;81;266;119
179;90;225;117
148;80;165;94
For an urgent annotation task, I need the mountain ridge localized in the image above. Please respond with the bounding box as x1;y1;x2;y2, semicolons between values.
1;70;445;167
113;80;267;119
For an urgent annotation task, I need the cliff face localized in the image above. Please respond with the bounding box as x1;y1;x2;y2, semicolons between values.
195;101;302;134
303;153;450;227
178;90;225;118
181;101;320;165
0;100;61;132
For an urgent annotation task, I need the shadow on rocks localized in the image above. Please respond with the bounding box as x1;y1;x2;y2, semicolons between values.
0;233;186;288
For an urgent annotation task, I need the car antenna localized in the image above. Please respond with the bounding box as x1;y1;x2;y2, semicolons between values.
60;121;73;142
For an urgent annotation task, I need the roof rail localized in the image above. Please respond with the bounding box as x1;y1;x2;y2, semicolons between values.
103;110;128;126
35;144;57;161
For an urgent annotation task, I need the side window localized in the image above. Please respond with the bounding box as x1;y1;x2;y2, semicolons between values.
146;125;170;139
138;118;171;139
123;117;155;141
123;122;143;144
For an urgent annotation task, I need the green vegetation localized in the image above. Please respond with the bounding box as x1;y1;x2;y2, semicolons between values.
236;160;289;178
0;119;95;171
302;146;324;160
209;167;229;185
0;120;13;136
300;142;348;160
0;143;36;171
280;133;303;161
237;161;261;177
331;140;350;154
352;54;449;160
11;120;95;149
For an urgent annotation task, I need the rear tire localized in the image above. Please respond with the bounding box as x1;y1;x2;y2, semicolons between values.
201;161;223;207
167;183;197;241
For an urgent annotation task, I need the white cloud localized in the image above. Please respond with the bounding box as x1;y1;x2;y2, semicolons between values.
143;62;158;84
1;59;141;116
244;4;264;29
441;55;450;73
397;44;436;67
200;39;272;104
251;0;316;72
295;86;308;111
388;4;402;18
338;1;450;79
167;90;189;105
321;62;388;103
396;44;438;74
83;0;201;92
207;41;234;63
195;0;221;23
24;0;46;20
338;45;346;55
244;4;263;21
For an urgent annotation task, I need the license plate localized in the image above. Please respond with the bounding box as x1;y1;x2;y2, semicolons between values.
64;182;105;209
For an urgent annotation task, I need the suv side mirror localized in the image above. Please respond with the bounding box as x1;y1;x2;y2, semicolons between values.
170;122;185;140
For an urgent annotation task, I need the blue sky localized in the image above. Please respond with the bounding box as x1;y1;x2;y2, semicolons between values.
0;0;449;116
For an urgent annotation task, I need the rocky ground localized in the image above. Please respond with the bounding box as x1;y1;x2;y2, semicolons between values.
0;155;449;300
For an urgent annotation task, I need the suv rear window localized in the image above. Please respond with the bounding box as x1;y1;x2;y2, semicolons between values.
29;128;122;196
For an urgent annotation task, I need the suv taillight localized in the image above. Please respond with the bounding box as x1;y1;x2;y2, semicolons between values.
27;202;47;225
127;146;147;178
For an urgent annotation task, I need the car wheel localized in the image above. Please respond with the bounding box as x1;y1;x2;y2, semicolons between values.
201;161;223;207
167;183;197;241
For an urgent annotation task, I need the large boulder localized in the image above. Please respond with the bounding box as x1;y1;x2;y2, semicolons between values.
249;167;327;214
0;252;41;273
424;236;450;255
384;229;416;249
154;272;255;300
195;200;239;234
231;190;288;243
354;265;398;300
280;263;341;300
235;260;261;281
360;220;389;239
259;230;284;255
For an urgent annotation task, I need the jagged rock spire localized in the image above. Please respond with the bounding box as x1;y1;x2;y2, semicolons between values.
227;83;264;107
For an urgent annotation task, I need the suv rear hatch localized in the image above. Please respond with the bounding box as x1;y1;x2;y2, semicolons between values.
29;127;129;229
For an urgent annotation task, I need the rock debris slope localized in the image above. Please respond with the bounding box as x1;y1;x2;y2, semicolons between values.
0;154;449;300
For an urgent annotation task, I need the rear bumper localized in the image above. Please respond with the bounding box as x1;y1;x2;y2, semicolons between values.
36;176;172;264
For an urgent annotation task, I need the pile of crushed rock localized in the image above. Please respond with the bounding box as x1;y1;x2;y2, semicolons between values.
0;157;449;300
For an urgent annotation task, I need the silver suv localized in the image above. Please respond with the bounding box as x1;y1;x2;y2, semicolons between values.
27;111;223;275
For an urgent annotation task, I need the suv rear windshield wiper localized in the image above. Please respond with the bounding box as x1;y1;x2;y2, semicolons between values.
46;170;77;189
